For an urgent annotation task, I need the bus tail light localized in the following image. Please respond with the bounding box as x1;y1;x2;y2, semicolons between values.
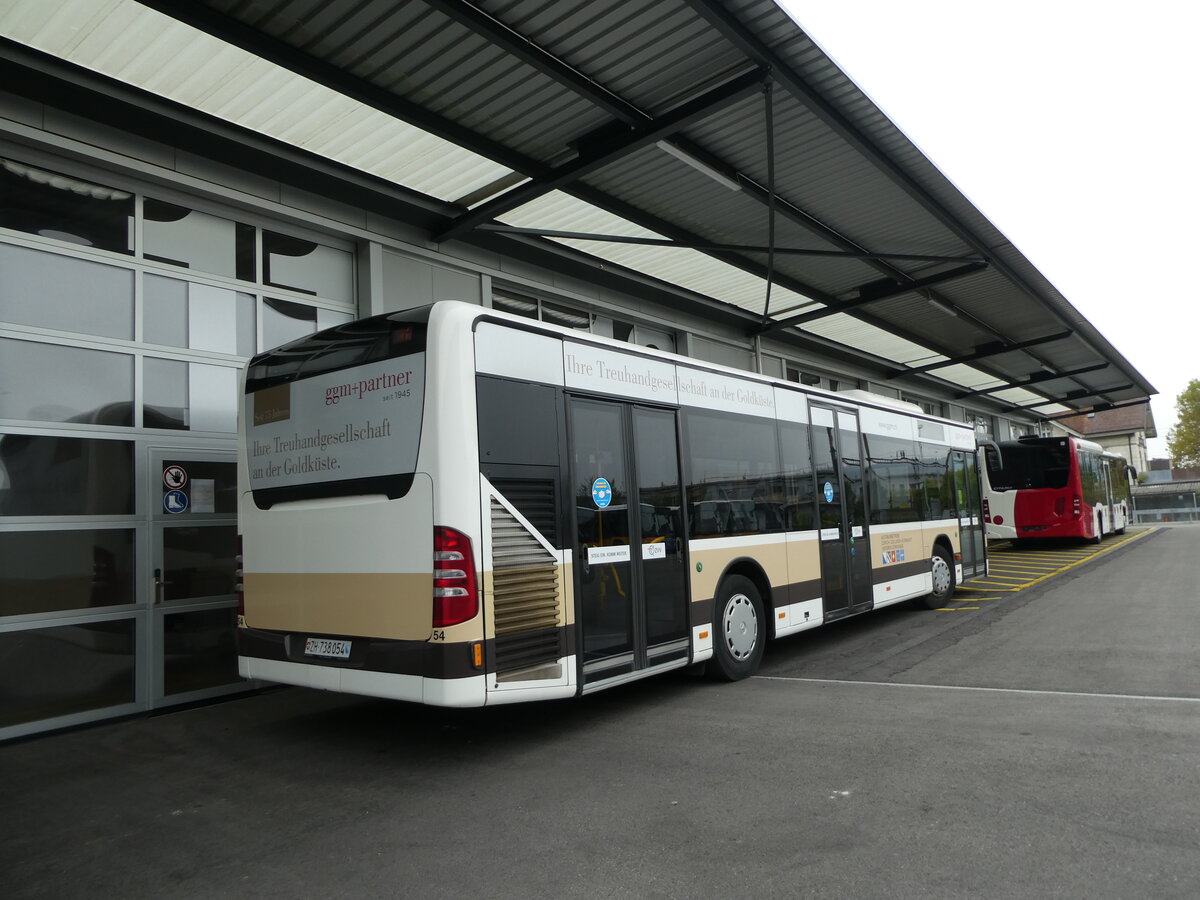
1072;495;1082;519
982;498;991;523
433;526;478;627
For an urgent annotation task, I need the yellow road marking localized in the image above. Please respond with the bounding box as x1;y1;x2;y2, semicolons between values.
987;528;1157;592
988;565;1061;574
963;528;1157;596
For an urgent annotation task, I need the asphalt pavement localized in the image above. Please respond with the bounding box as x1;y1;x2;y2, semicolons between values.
3;525;1198;899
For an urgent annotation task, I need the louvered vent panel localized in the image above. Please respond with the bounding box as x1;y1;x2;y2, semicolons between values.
490;499;562;672
488;478;558;546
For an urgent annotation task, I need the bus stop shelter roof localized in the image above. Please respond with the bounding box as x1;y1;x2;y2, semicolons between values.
0;0;1155;416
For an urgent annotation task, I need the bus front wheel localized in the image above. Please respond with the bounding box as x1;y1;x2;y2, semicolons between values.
917;545;956;610
707;575;765;681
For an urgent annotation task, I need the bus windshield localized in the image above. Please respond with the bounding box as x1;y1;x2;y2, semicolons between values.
986;439;1071;491
243;312;429;505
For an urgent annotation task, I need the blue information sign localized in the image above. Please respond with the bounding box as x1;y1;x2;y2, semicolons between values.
591;477;612;509
823;481;835;503
164;489;189;514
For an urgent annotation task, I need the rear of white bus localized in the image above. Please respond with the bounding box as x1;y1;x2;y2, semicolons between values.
236;306;488;707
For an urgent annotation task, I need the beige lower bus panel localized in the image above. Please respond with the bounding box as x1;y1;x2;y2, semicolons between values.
243;571;434;640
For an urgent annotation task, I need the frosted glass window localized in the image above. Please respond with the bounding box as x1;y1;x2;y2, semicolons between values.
143;199;254;281
263;230;353;302
145;275;255;356
317;308;354;331
263;297;317;349
0;243;133;339
143;274;187;347
188;363;238;433
143;359;237;432
144;357;187;430
0;338;132;425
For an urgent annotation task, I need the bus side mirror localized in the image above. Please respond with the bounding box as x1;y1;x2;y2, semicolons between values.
1126;465;1138;480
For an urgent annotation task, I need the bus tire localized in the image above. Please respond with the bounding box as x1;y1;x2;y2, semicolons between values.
707;575;765;681
917;545;955;610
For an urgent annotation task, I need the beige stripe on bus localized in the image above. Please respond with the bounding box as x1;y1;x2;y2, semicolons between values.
244;572;433;641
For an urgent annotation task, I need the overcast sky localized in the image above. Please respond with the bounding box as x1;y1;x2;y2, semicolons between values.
778;0;1197;458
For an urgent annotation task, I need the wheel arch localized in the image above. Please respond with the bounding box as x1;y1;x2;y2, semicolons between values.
931;532;956;563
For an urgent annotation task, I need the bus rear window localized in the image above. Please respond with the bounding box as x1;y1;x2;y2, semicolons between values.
244;313;427;503
245;313;427;393
987;441;1070;491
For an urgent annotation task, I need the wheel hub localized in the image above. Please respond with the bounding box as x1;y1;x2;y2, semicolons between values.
723;593;758;660
931;556;951;595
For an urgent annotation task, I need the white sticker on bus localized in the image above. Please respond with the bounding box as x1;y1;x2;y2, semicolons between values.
587;545;631;564
642;543;667;560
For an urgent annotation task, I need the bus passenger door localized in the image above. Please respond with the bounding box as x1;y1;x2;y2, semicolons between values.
811;406;872;620
952;450;987;579
569;398;689;687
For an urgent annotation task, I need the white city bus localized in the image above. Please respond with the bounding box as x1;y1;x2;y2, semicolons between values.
237;301;986;706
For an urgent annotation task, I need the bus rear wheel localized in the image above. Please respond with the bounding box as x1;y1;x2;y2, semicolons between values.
916;545;955;610
707;575;765;681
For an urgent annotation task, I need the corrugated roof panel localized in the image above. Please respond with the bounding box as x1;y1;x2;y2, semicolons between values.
801;315;947;366
0;0;513;202
499;191;821;316
928;364;1007;391
989;387;1052;406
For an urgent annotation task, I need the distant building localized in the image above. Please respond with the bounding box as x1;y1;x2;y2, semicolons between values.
1053;403;1156;474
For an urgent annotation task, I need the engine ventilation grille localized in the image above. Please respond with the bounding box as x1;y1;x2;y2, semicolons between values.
488;477;558;546
490;498;562;673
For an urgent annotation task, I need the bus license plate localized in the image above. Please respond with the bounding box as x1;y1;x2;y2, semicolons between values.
304;637;352;659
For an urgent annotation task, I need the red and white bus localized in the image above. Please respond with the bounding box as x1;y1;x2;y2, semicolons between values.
981;436;1134;543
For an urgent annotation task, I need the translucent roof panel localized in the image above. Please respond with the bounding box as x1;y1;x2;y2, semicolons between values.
930;364;1008;391
990;387;1053;406
0;0;513;202
801;314;949;368
500;192;822;317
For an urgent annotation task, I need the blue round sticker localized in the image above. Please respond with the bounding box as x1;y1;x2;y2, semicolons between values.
823;481;835;503
592;477;612;509
164;489;189;514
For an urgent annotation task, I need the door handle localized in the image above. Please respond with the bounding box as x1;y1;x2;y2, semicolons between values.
153;567;173;604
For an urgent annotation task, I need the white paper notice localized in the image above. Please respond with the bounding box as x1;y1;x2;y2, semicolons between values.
587;545;631;564
190;478;215;513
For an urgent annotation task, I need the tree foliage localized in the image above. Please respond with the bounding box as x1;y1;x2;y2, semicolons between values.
1166;379;1200;466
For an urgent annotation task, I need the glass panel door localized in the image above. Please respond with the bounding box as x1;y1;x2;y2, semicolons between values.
953;450;987;578
148;449;247;706
812;405;872;618
632;407;688;659
570;399;689;684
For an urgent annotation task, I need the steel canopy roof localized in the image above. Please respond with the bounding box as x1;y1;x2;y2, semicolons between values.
1;0;1154;415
